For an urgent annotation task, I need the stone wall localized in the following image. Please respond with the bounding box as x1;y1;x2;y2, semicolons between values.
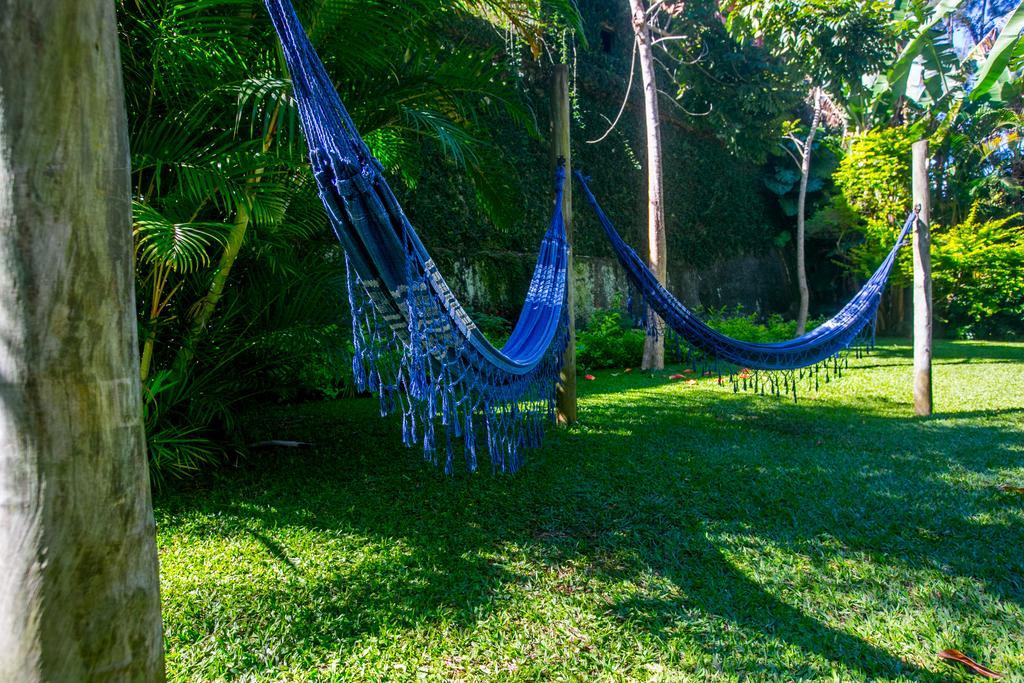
448;249;793;326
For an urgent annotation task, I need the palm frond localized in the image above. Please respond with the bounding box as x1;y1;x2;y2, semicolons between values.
133;202;233;272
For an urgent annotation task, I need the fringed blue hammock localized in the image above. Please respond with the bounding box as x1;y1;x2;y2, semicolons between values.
265;0;569;473
576;171;916;396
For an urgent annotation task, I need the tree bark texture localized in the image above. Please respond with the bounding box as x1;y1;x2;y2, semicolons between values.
630;0;668;370
0;1;166;680
912;139;933;416
795;87;822;337
552;64;577;425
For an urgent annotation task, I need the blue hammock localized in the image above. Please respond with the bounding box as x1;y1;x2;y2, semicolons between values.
264;0;569;473
575;172;916;392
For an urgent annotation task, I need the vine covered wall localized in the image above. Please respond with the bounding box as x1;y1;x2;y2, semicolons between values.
395;0;793;322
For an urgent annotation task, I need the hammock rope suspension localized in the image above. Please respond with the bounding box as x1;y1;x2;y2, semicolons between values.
575;171;916;394
265;0;569;472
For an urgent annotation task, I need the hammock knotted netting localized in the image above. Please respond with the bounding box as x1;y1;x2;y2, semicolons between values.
576;172;917;398
264;0;569;473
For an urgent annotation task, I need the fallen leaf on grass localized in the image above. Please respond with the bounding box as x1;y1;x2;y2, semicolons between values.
937;649;1002;679
686;379;698;386
624;367;632;373
997;484;1024;494
584;374;596;381
669;374;685;380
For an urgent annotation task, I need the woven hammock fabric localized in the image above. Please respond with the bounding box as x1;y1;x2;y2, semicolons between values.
576;171;916;374
265;0;569;472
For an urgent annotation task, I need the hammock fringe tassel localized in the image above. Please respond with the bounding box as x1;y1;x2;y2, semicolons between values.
345;208;570;473
265;0;569;473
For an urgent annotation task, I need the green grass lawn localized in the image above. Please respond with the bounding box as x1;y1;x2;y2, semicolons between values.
155;340;1024;682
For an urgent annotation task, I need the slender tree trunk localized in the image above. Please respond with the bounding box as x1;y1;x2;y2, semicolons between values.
795;87;822;337
552;65;577;425
190;201;252;335
912;140;933;416
141;335;157;380
0;1;166;680
897;286;906;333
174;185;253;376
630;0;668;370
174;106;279;373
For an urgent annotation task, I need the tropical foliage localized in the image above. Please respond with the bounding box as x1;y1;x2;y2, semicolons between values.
805;0;1024;338
119;0;577;480
121;0;1024;479
833;125;915;279
933;204;1024;338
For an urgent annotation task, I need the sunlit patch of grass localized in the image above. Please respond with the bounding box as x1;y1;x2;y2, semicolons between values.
156;340;1024;681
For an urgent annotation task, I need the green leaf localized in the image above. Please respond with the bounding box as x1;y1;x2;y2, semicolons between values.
970;1;1024;101
133;202;233;273
887;0;966;104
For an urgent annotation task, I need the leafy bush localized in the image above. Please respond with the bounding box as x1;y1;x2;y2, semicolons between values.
142;362;242;488
255;324;356;402
933;205;1024;339
577;307;816;370
577;305;831;370
468;309;513;347
577;311;646;369
701;306;817;342
833;126;915;283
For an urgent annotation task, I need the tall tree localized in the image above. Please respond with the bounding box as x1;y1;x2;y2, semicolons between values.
0;0;165;680
629;0;669;369
727;0;892;334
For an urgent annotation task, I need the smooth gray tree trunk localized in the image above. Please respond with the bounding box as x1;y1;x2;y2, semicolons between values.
630;0;668;370
795;87;822;337
912;139;933;416
0;1;166;680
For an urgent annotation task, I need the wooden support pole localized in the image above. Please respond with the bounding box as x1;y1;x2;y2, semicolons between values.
552;64;577;425
0;1;166;679
912;139;933;416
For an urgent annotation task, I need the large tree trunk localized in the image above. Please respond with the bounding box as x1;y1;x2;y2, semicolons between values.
795;87;822;337
630;0;668;370
0;1;166;680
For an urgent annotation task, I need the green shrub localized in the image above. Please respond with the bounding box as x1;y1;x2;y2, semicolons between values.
933;206;1024;339
256;324;356;401
577;311;646;369
468;309;513;347
701;306;816;342
578;307;820;371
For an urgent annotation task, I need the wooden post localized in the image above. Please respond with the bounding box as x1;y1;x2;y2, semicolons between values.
912;139;933;416
552;64;577;425
0;1;166;680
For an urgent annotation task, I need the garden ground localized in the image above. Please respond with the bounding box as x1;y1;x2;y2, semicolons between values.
156;340;1024;681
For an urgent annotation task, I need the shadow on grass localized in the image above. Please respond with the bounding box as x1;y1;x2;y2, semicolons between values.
869;339;1024;364
156;349;1023;681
